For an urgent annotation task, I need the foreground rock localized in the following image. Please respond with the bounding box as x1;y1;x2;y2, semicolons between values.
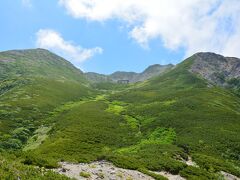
53;159;239;180
220;171;240;180
54;161;154;180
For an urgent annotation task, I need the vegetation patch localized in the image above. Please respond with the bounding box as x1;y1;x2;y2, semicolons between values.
124;115;139;129
80;171;91;178
0;152;69;179
142;127;176;145
162;99;176;106
139;168;168;180
23;126;51;151
117;127;176;154
105;101;125;115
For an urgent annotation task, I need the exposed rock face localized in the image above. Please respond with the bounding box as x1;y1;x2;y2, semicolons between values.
85;64;174;83
54;161;188;180
190;52;240;86
54;161;154;180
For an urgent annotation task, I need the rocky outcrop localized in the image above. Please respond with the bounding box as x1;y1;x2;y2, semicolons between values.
54;161;154;180
190;52;240;87
54;161;188;180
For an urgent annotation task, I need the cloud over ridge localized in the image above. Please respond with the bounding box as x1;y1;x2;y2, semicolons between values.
36;29;103;65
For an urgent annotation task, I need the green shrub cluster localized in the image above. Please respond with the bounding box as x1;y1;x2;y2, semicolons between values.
0;152;69;179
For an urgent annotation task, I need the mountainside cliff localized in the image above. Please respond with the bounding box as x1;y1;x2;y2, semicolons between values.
189;52;240;88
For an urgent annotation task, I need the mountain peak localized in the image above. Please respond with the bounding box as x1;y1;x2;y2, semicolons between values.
193;52;227;63
0;48;85;82
2;48;51;55
189;52;240;86
143;64;174;74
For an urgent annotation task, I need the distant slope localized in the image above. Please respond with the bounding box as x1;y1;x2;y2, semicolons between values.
136;64;174;82
0;48;86;82
110;71;138;82
85;64;174;83
0;49;93;150
85;72;113;83
0;48;89;97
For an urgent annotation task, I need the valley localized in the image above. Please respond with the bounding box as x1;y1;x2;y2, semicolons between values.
0;49;239;179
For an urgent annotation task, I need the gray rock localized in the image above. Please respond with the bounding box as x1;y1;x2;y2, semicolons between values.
189;52;240;87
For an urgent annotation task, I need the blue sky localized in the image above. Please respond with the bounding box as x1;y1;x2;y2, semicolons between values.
0;0;240;74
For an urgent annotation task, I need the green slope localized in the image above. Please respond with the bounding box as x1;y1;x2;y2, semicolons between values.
107;55;240;176
0;49;94;150
0;49;96;179
0;152;69;179
0;50;239;179
0;48;86;82
23;55;240;179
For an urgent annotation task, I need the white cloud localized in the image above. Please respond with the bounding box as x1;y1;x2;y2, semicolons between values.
59;0;240;57
21;0;32;8
36;29;103;65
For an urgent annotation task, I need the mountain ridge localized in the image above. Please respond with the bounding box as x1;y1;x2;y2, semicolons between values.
0;48;86;83
85;64;174;83
1;48;240;88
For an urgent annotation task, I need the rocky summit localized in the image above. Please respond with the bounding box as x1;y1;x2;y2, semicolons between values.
190;52;240;87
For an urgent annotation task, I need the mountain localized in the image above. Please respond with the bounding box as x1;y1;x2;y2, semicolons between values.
110;71;138;82
0;48;86;82
0;49;240;179
29;52;240;179
85;64;174;83
84;72;113;83
137;64;174;81
0;49;93;150
189;52;240;88
102;52;240;177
